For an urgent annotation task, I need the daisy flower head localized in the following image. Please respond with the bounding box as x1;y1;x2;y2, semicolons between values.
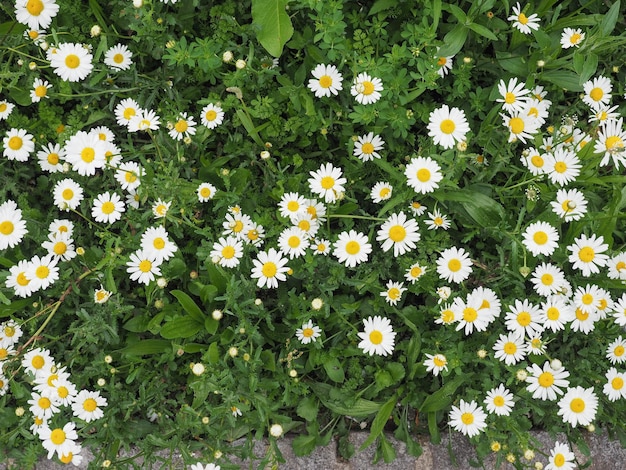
41;232;76;262
22;347;55;377
594;117;626;168
501;111;541;144
303;198;327;222
376;211;420;257
91;192;125;224
404;156;443;194
250;248;290;288
0;320;23;346
409;201;427;216
6;259;35;298
435;303;458;325
493;332;528;366
551;188;587;221
582;75;612;108
505;298;543;338
370;181;393;203
497;77;531;113
380;280;406;306
168;112;197;141
522;98;550;126
573;283;603;315
603;367;626;402
104;43;133;71
427;104;470;149
0;100;15;120
308;163;346;203
290;212;319;239
353;132;384;162
197;182;217;202
114;161;144;191
312;238;331;255
190;464;220;470
26;254;59;292
608;254;626;281
30;78;52;103
295;320;321;344
521;147;546;175
357;315;395;356
436;246;473;284
508;3;540;34
128;108;161;132
557;386;598;427
222;212;252;240
530;262;566;297
545;441;576;470
244;221;265;247
484;384;515;416
544;148;581;186
152;198;171;218
405;262;426;284
115;98;141;127
278;192;306;219
141;226;178;263
94;286;112;304
453;295;492;335
15;0;60;30
333;230;372;268
539;297;574;332
200;103;225;129
37;142;65;173
607;336;626;365
3;128;35;162
72;389;107;422
435;52;453;78
350;72;383;105
52;178;83;212
526;361;570;401
28;389;60;420
448;399;487;438
64;129;109;176
423;353;448;376
560;27;585;49
567;233;609;277
570;306;599;334
588;104;620;125
468;286;502;319
38;421;79;460
49;42;93;82
278;227;310;259
126;190;140;210
424;208;450;230
308;64;343;98
126;250;162;285
0;200;28;250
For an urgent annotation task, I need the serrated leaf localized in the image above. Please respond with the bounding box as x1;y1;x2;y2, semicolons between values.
292;434;317;456
160;316;202;339
252;0;294;57
170;289;205;323
296;396;319;422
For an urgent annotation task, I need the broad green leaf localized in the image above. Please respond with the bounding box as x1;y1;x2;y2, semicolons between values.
323;357;345;383
368;0;397;16
310;383;381;417
160;316;202;339
292;434;317;456
359;395;397;450
261;350;276;371
600;0;620;36
235;109;265;147
0;298;31;318
406;334;422;380
427;411;441;444
379;434;396;463
467;22;498;41
579;53;598;85
296;396;319;422
445;4;467;22
207;341;220;364
170;289;205;323
431;0;442;33
437;24;468;57
120;339;171;356
420;375;466;412
251;0;294;57
541;70;583;92
434;189;504;228
204;316;219;335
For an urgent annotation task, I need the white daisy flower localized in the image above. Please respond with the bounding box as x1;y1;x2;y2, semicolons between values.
505;298;543;338
37;142;65;173
64;130;107;176
501;111;541;143
380;280;406;306
357;315;396;356
94;286;112;304
168;112;197;141
250;248;290;289
49;42;94;82
307;64;343;98
436;246;473;284
0;320;23;346
530;263;566;297
222;212;252;240
424;209;450;230
0;200;28;250
522;221;559;258
493;331;528;365
560;27;585;48
126;190;140;210
435;303;458;325
200;103;225;129
603;367;626;402
91;192;125;224
546;441;576;470
114;98;141;127
243;221;265;247
303;198;327;222
550;188;587;221
370;181;393;203
404;262;426;284
22;347;55;378
3;128;35;161
278;192;307;219
594;117;626;168
539;297;574;332
128;108;161;132
333;230;372;267
507;2;540;34
104;43;133;71
582;75;612;108
544;148;581;186
588;104;620;125
41;232;76;262
570;306;599;334
152;198;171;218
423;353;448;376
71;389;107;422
607;336;626;364
0;100;15;120
468;286;502;319
6;259;35;298
26;254;59;291
484;385;515;416
557;386;598;427
376;211;420;257
404;156;443;194
409;201;427;216
52;178;83;211
435;52;454;78
15;0;60;30
353;132;384;161
312;238;330;256
572;283;603;315
140;226;178;263
28;389;61;420
38;422;79;459
521;147;547;175
277;227;309;259
566;233;609;277
308;163;346;203
290;212;319;239
427;104;470;149
350;72;383;105
126;250;162;285
30;78;52;103
452;295;492;335
295;320;322;344
448;399;487;437
526;361;570;401
114;161;144;191
497;77;531;113
197;182;217;202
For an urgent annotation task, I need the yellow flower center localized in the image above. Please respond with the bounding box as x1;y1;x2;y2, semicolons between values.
361;81;375;95
533;231;548;244
463;307;477;322
578;246;595;263
60;453;73;464
517;311;531;326
509;117;524;134
554;453;565;467
541;273;553;285
615;345;625;357
369;330;383;344
47;153;59;165
319;75;332;88
448;259;461;272
581;293;594;305
27;0;44;15
123;108;136;120
35;265;49;279
8;136;23;150
388;287;400;300
50;428;66;445
248;230;259;241
81;147;95;163
205;110;217;121
493;396;505;407
518;12;528;25
316;243;326;252
388;225;406;242
503;342;517;354
38;396;52;410
138;260;152;273
288;235;301;248
547;307;560;320
174;119;188;133
441;309;454;323
200;187;211;198
417;168;431;182
0;349;7;360
287;201;300;212
569;398;585;413
5;326;15;337
554;161;567;173
570;33;581;44
101;201;115;214
361;142;374;154
0;103;6;112
616;261;626;271
95;291;108;302
232;220;243;232
53;242;67;255
153;238;165;250
320;176;335;189
298;220;311;231
83;397;97;412
113;53;124;64
125;171;137;183
589;87;603;102
440;119;456;134
61;189;74;201
262;261;277;278
433;356;446;367
530;155;544;168
17;272;29;286
410;266;422;278
538;371;554;388
0;221;14;235
437;57;447;66
65;54;80;69
605;135;624;151
561;199;572;212
302;327;314;337
35;85;48;97
345;240;360;255
32;355;45;369
575;308;589;321
379;187;391;198
155;204;168;216
612;377;624;390
461;412;474;425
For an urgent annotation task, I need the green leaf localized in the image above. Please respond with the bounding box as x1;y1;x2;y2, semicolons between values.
420;375;466;412
431;0;442;33
359;395;397;450
434;188;505;228
0;299;31;318
251;0;294;57
427;411;441;444
600;0;620;36
379;434;396;463
579;53;598;85
292;434;317;456
261;350;276;371
204;316;219;335
170;289;205;323
368;0;397;16
467;22;498;41
541;70;583;92
235;109;265;147
207;341;220;364
437;24;468;57
406;334;422;380
445;4;467;23
160;316;203;339
119;339;171;356
310;383;381;417
323;357;345;383
296;396;319;422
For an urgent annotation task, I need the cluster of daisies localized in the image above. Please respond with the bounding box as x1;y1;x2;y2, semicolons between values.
1;320;107;466
307;64;384;105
